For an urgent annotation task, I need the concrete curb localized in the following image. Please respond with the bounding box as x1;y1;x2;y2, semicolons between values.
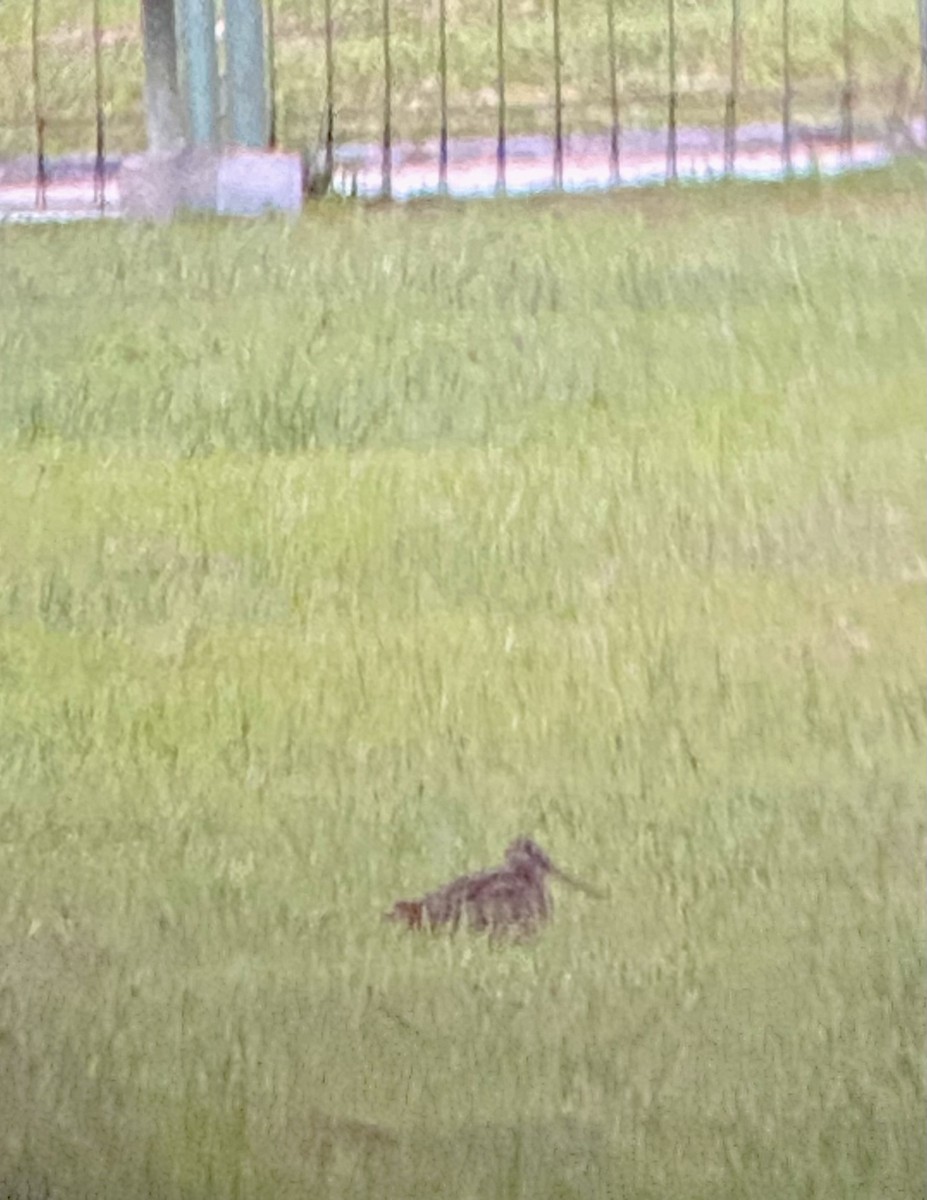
119;147;302;220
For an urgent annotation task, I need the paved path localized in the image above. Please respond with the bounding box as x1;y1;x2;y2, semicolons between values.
0;119;921;224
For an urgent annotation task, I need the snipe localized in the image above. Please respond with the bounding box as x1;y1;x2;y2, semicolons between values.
385;837;601;938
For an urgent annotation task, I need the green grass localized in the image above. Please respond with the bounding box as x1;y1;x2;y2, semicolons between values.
0;0;922;156
0;165;925;1199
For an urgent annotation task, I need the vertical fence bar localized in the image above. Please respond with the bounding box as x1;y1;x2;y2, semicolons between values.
141;0;184;151
781;0;792;175
918;11;927;492
438;0;448;193
920;0;927;146
92;0;106;209
605;0;620;182
724;0;739;174
840;0;854;160
496;0;506;194
266;0;277;147
31;0;46;210
382;0;392;198
552;0;563;189
921;0;927;85
666;0;677;182
324;0;334;181
180;0;220;147
226;0;268;146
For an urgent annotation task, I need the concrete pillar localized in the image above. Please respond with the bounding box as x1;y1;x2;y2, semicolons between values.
225;0;268;147
179;0;220;147
140;0;184;150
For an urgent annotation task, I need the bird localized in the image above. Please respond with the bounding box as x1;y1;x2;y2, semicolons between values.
384;837;602;939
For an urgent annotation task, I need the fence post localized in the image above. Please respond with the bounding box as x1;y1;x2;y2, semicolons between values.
840;0;854;160
141;0;184;151
324;0;334;181
666;0;677;182
552;0;563;189
921;0;927;159
438;0;449;193
605;0;620;182
781;0;792;176
266;0;277;146
179;0;220;146
382;0;392;198
724;0;739;174
226;0;268;146
92;0;106;208
31;0;46;209
921;0;927;82
921;0;927;142
496;0;507;194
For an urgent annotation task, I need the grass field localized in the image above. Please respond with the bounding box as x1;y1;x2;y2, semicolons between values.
1;164;925;1199
0;0;922;156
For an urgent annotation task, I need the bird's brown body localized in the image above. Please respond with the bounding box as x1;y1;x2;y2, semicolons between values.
385;838;599;938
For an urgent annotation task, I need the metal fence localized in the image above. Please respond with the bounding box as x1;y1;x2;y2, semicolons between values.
6;0;925;208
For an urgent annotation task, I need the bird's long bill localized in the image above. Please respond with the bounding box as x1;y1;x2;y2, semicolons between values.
551;866;605;898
